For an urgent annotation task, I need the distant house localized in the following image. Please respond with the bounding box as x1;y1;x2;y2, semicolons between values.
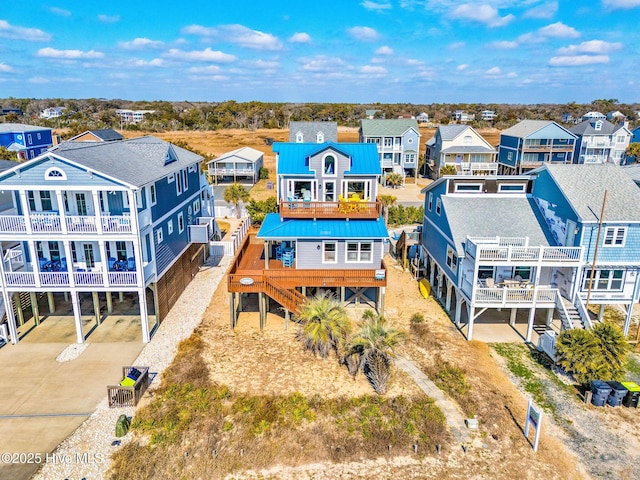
480;110;497;121
67;129;123;143
606;110;626;122
581;111;606;122
569;119;631;165
426;125;497;178
397;113;415;119
416;112;430;123
206;146;264;184
497;120;576;174
115;109;155;123
452;110;475;123
561;113;575;124
39;107;65;119
0;123;54;160
365;109;383;119
1;107;23;116
359;119;421;178
289;121;338;143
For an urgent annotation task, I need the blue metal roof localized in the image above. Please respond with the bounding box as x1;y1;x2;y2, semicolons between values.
257;213;388;240
273;142;381;176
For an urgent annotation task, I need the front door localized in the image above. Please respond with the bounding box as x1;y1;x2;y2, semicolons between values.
83;243;95;268
324;181;335;201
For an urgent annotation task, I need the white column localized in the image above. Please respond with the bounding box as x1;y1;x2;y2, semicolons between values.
18;191;33;234
98;240;110;287
526;307;536;343
62;240;75;287
454;297;463;326
510;308;517;327
139;288;150;343
70;291;84;344
468;306;475;341
26;241;41;288
55;191;68;234
2;291;18;344
92;191;103;234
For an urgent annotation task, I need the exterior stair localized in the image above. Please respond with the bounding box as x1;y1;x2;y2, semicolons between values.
557;296;592;330
264;277;306;315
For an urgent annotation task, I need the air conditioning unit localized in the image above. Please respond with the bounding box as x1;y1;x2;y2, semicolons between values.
537;330;557;362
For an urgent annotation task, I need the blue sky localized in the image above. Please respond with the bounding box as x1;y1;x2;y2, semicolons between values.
1;1;639;104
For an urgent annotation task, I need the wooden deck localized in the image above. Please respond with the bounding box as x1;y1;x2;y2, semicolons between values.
279;200;382;220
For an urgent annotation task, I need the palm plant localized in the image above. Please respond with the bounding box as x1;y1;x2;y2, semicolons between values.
350;310;406;394
378;194;397;226
295;292;351;358
385;172;403;188
223;183;250;218
591;322;629;381
556;328;600;385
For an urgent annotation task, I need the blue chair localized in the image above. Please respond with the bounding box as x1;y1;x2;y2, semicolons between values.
59;258;67;272
126;257;136;271
282;251;294;268
39;257;49;269
108;257;116;271
275;245;283;261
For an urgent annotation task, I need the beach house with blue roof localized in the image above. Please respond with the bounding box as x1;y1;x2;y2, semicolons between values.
227;142;388;328
0;136;215;345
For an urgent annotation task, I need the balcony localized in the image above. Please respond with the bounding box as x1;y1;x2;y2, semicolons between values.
4;270;138;288
473;285;559;307
279;200;382;220
522;144;574;152
465;236;582;264
0;213;132;235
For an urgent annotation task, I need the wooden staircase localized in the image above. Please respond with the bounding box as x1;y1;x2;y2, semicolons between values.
557;296;592;330
264;277;307;315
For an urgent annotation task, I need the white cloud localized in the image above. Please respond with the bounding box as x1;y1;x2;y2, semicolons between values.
98;14;120;23
289;32;311;43
456;64;468;71
131;58;164;67
448;41;465;50
347;26;381;41
251;60;279;69
548;55;610;66
602;0;640;9
0;20;51;41
361;1;392;11
119;38;164;50
490;40;519;49
538;22;580;38
164;48;236;63
507;72;518;78
375;45;393;55
182;24;282;50
0;63;13;72
189;65;221;74
37;47;104;59
300;55;349;73
557;40;622;55
450;4;515;27
523;2;558;19
360;65;387;74
485;66;502;75
28;77;49;84
49;7;72;17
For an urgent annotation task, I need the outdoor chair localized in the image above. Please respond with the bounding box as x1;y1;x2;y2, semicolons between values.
126;257;136;271
108;257;116;271
485;277;495;288
282;251;294;268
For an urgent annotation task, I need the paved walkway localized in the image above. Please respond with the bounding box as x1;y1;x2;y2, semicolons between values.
395;355;473;446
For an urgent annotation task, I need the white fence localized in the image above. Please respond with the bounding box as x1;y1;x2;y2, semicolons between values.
214;205;248;218
210;218;250;257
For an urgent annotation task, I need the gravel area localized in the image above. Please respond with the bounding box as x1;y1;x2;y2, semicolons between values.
56;343;89;362
32;254;231;480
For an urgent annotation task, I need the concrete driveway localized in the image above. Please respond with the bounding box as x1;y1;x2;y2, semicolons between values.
0;341;143;480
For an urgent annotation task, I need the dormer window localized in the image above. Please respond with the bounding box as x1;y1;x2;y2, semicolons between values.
296;132;304;143
44;167;67;180
595;121;603;131
164;146;177;165
463;135;472;145
317;132;324;143
324;154;336;175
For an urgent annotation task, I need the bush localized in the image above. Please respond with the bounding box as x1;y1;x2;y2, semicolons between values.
388;205;424;226
410;313;424;324
259;167;270;180
246;197;278;224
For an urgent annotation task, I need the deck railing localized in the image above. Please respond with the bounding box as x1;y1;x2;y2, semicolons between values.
474;245;582;263
0;213;131;234
3;270;138;288
66;215;98;233
279;200;382;219
474;286;558;306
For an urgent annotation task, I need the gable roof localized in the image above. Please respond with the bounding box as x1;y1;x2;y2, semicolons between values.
443;196;554;255
0;123;51;133
569;119;627;136
47;136;202;187
288;122;338;142
535;164;640;222
68;129;123;142
274;142;381;176
437;124;469;141
257;213;388;240
501;120;576;140
208;146;263;164
360;118;420;136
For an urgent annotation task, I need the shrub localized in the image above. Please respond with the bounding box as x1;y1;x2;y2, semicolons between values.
246;197;278;224
410;313;425;324
259;166;270;180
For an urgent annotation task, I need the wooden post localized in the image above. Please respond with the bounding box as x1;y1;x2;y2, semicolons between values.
510;308;517;327
14;293;24;326
340;287;345;303
258;292;265;330
47;292;55;314
586;190;607;309
229;293;236;329
30;292;40;326
92;292;101;325
106;292;113;314
285;309;290;330
378;287;385;315
119;291;124;303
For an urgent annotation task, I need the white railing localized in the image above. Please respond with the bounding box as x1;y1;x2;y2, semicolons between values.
210;218;250;257
475;245;582;263
573;293;593;329
5;272;36;286
143;262;155;282
31;213;62;233
66;216;98;233
209;167;256;175
102;215;132;233
109;272;137;285
474;287;558;306
40;272;70;286
0;215;27;233
74;271;104;286
555;296;574;330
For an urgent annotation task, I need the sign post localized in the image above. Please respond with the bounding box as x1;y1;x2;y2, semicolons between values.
524;398;543;452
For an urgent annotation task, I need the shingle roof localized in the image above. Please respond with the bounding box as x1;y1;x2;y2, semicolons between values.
438;125;468;141
569;119;625;136
360;119;420;136
0;160;20;172
540;164;640;222
90;129;123;141
210;146;263;164
288;122;338;142
501;120;573;139
50;136;202;187
0;123;51;133
443;196;554;255
257;213;388;240
274;142;381;176
441;145;495;154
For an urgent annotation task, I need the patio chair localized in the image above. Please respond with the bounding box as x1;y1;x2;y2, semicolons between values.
485;277;495;288
59;258;68;272
108;257;116;271
275;245;283;261
282;251;294;268
126;257;136;271
39;257;49;269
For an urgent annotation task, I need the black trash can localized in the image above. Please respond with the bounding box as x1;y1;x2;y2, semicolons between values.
622;381;640;408
607;381;627;407
591;380;612;407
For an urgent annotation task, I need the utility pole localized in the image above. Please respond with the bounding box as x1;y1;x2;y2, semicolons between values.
585;190;608;309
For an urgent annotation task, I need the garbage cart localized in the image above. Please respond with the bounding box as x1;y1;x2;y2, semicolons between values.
591;380;612;407
621;381;640;408
606;381;627;407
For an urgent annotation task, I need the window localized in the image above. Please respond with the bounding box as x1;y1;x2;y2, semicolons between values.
583;269;624;291
317;132;324;143
478;266;494;279
454;183;482;192
343;180;370;200
616;135;625;143
156;227;163;244
383;137;393;147
45;167;66;180
324;155;336;175
40;191;53;211
176;171;182;195
168;219;174;235
446;246;458;273
463;135;472;145
405;154;416;163
83;244;95;268
346;242;373;262
37;133;41;140
498;183;526;192
27;191;36;211
603;227;626;247
193;198;200;213
182;169;188;192
48;241;60;261
514;266;531;280
595;121;602;131
296;132;304;143
116;241;127;261
27;134;32;144
188;164;196;173
428;192;433;211
168;173;175;183
150;184;157;205
178;212;184;233
507;152;513;161
435;198;441;215
323;242;337;263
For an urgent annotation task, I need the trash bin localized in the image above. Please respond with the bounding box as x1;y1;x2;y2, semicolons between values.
591;380;612;407
621;381;640;408
606;381;627;407
266;182;273;190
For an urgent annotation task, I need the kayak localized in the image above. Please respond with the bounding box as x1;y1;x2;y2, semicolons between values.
419;278;430;298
